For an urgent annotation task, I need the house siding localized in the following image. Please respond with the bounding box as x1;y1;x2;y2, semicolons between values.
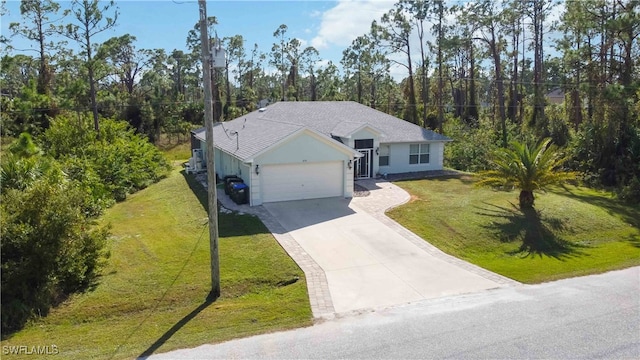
200;140;254;200
256;132;352;165
248;170;260;206
344;160;354;197
379;142;445;174
201;139;241;178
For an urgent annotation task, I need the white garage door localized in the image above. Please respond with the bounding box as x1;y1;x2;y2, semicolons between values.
261;161;343;203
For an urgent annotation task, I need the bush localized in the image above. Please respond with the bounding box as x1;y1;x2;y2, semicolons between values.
568;121;640;191
1;181;109;333
43;113;170;202
61;156;114;217
618;175;640;204
547;104;571;147
443;116;499;172
1;143;109;334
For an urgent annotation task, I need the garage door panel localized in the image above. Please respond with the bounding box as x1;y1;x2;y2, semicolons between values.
262;162;343;203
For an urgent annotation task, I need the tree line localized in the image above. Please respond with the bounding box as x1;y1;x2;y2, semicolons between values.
2;0;638;195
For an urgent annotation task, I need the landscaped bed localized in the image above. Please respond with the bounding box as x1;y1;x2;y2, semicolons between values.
387;175;640;284
0;166;312;359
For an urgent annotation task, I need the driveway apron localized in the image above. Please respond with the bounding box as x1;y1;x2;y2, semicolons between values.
263;187;512;314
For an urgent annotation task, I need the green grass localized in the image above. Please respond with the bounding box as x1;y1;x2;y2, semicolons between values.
156;134;192;161
387;176;640;283
1;166;312;359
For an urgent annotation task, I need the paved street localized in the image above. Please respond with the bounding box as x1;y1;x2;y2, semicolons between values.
148;267;640;359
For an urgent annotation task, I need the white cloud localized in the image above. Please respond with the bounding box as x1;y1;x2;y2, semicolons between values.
311;0;395;50
296;37;308;48
315;59;331;69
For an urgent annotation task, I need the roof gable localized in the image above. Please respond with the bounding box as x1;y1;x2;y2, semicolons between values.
248;127;360;162
330;122;384;139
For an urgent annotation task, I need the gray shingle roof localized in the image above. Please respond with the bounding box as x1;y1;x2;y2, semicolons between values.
329;121;383;138
194;101;451;161
193;116;302;161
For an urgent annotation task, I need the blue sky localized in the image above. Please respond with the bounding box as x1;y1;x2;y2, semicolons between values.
1;0;565;81
1;0;396;72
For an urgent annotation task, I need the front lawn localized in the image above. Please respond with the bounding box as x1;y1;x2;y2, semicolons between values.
387;176;640;283
0;166;312;359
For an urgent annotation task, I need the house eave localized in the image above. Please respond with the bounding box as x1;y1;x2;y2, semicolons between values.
380;138;452;144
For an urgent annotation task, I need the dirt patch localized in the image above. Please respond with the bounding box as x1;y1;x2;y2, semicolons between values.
459;174;475;183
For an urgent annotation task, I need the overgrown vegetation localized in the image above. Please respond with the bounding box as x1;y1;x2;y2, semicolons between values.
1;116;169;334
443;111;640;204
43;114;170;203
0;134;109;333
443;116;504;173
0;167;311;359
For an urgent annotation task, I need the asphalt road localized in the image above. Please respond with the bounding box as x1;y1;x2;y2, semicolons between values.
148;267;640;359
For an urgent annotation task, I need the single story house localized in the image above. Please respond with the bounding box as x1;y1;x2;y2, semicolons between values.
191;101;451;206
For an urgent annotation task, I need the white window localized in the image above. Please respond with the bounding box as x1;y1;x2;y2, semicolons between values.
379;145;390;166
409;144;430;164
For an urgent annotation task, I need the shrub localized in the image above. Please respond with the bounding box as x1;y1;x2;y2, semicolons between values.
568;121;640;192
43;113;170;202
443;116;499;172
1;143;109;334
1;181;109;333
0;81;59;136
547;104;571;147
618;175;640;204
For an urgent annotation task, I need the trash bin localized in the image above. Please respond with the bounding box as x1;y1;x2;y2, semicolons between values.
230;183;249;205
224;176;243;195
225;179;243;195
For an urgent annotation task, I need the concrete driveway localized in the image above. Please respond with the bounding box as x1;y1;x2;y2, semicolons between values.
263;186;514;314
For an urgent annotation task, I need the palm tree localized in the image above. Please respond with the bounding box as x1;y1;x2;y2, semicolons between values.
476;138;576;209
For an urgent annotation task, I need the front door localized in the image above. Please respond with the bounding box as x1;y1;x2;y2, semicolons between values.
356;149;372;179
354;138;374;179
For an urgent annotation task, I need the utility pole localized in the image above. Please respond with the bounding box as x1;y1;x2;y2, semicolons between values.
198;0;220;300
437;0;444;134
281;38;285;101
